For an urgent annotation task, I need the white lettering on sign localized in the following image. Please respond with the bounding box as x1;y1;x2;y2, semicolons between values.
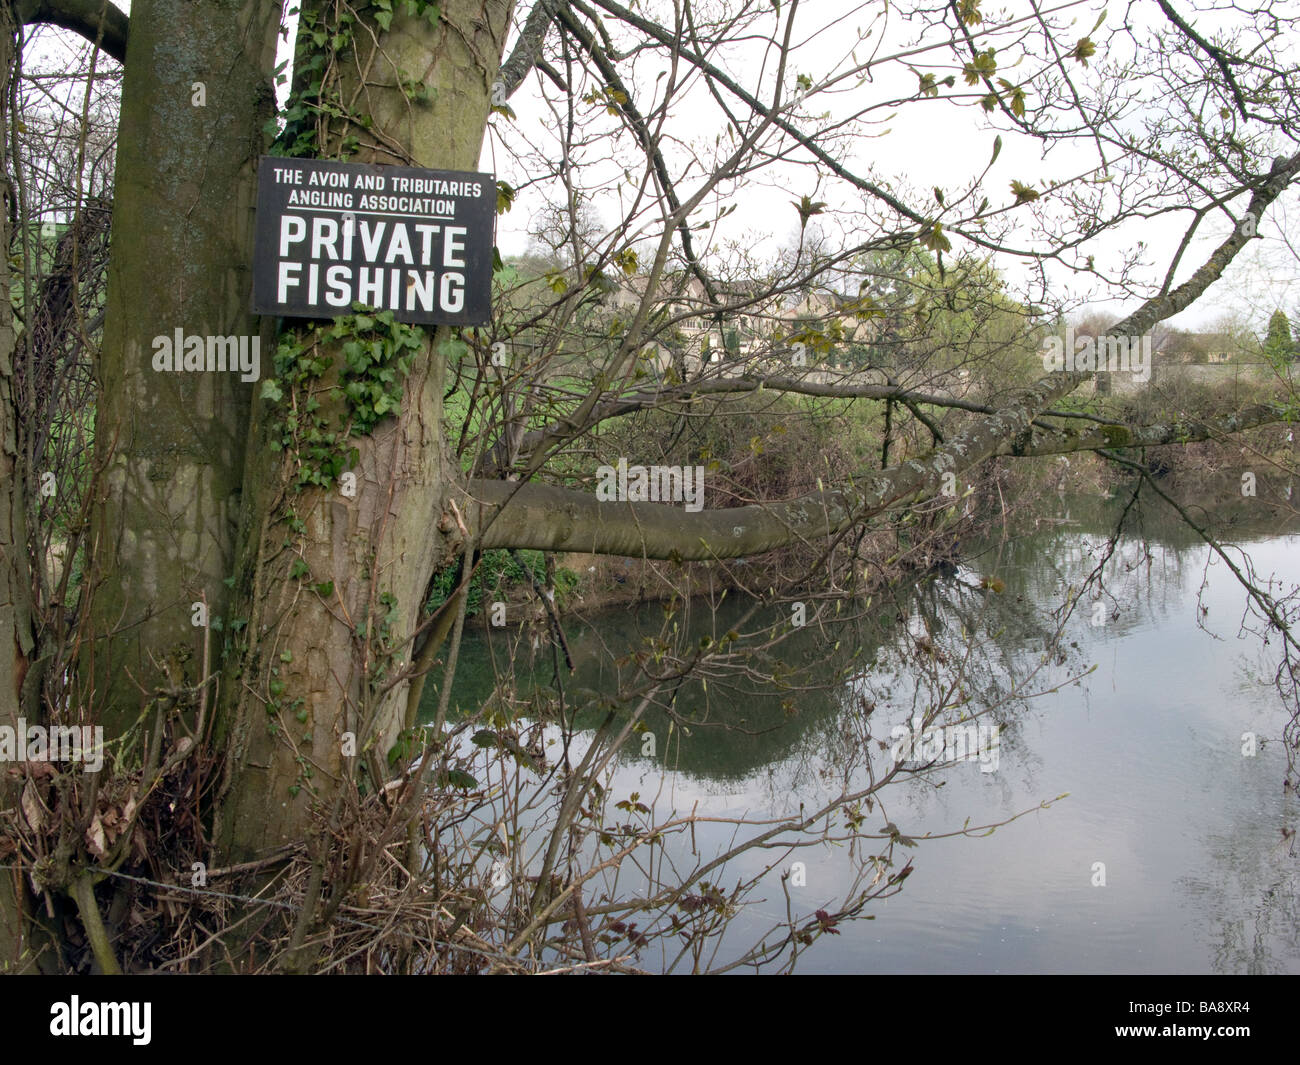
254;157;494;326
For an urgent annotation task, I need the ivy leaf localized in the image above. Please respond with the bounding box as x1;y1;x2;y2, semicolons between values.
260;379;283;403
495;180;515;215
437;336;469;360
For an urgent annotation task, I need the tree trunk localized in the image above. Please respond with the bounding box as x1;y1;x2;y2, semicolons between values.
0;2;34;973
213;0;510;860
86;0;281;736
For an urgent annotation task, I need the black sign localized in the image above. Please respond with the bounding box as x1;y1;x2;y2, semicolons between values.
252;156;495;326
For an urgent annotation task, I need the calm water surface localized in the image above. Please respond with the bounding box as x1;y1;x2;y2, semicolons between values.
434;489;1300;973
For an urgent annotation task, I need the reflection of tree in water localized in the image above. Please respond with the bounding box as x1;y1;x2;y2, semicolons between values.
449;482;1295;790
432;480;1300;971
1181;816;1300;974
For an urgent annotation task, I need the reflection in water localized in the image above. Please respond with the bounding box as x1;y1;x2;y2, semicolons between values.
429;482;1300;973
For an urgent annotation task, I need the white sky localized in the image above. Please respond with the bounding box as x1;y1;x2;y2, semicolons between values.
26;0;1300;332
475;0;1298;332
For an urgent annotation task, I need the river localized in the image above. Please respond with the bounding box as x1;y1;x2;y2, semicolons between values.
431;484;1300;973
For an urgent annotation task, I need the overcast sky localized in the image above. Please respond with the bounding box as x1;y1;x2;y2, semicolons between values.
474;0;1297;332
28;0;1299;332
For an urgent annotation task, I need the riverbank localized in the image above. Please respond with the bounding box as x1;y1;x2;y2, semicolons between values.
455;379;1297;627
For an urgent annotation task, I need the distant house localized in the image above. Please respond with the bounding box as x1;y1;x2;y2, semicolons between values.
783;289;875;346
1157;331;1237;364
595;275;876;371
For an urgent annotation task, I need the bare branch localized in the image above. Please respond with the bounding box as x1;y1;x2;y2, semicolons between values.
471;149;1300;559
18;0;128;64
1156;0;1252;122
497;0;559;99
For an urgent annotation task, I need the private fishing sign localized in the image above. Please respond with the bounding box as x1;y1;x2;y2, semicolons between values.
252;156;494;325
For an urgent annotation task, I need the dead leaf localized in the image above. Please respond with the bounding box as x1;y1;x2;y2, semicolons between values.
85;813;107;857
20;779;47;834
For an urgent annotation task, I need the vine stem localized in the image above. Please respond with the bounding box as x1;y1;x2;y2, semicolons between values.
70;874;122;975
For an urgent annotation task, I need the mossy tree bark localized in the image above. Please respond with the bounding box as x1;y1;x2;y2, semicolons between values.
213;0;511;860
86;0;282;737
